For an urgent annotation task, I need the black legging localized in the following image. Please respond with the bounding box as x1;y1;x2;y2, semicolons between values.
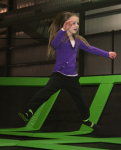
26;72;90;120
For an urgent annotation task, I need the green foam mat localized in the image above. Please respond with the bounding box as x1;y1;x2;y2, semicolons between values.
17;141;107;150
0;77;49;87
0;90;60;132
0;75;121;149
0;139;18;147
79;76;103;85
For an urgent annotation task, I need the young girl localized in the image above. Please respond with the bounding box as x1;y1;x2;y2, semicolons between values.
18;11;117;130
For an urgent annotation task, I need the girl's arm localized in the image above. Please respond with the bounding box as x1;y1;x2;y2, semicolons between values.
51;20;73;49
51;30;66;49
80;40;116;59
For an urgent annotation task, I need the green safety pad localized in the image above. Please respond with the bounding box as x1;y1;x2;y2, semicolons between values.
32;131;91;137
79;76;103;85
27;90;60;130
101;75;117;84
89;83;113;122
102;137;121;144
17;140;107;150
79;83;113;131
0;77;49;87
0;136;121;146
114;75;121;84
0;131;33;137
0;90;60;132
0;131;120;145
0;139;19;147
48;136;101;143
0;131;91;138
0;75;121;148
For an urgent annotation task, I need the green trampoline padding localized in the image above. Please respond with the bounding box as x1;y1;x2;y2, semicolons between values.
0;138;108;150
17;140;108;150
0;77;49;87
79;83;113;131
0;90;60;132
79;76;103;85
0;75;121;149
0;139;18;147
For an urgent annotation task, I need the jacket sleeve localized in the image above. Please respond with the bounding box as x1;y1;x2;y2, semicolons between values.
51;29;66;50
79;40;109;58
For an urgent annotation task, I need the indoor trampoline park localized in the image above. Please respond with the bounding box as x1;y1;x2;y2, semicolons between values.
0;0;121;150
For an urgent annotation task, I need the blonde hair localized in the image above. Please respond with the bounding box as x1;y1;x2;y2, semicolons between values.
47;11;90;58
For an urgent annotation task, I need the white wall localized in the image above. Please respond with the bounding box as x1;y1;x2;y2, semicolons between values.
85;4;121;35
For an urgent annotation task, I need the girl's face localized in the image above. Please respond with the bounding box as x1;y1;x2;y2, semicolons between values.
67;16;79;35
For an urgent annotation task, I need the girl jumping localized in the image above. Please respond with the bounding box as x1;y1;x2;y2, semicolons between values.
18;11;117;130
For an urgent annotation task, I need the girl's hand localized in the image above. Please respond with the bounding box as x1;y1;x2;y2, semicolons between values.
109;51;117;59
63;20;73;31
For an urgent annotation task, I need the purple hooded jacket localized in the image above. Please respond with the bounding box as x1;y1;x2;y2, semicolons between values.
51;29;109;76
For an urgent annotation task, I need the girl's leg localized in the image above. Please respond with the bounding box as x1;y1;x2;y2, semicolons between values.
65;76;100;130
19;72;64;122
26;73;63;113
65;76;90;120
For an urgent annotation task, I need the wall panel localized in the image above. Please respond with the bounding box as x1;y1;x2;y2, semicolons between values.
10;64;55;77
114;31;121;74
84;33;112;76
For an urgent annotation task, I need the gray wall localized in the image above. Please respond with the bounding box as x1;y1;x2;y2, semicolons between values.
85;4;121;35
84;33;112;76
